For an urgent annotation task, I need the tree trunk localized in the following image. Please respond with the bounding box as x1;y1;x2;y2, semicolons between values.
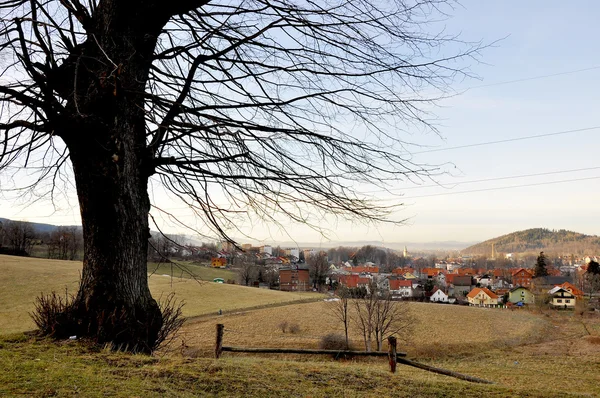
66;141;161;353
49;3;170;352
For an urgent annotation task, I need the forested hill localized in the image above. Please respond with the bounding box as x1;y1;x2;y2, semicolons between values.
462;228;600;256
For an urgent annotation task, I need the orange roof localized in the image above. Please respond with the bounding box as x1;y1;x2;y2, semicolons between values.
390;279;412;290
557;282;584;298
467;287;499;299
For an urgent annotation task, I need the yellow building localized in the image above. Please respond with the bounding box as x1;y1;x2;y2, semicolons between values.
548;287;576;309
467;287;499;307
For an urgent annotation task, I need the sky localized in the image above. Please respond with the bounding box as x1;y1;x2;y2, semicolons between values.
1;1;599;246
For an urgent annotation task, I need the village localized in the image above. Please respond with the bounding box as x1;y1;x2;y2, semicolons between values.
208;242;599;311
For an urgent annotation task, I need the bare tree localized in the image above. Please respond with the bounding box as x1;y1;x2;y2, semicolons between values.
329;286;351;349
4;220;36;255
0;0;482;351
47;226;82;260
353;281;414;351
235;254;258;286
373;292;414;351
308;251;329;291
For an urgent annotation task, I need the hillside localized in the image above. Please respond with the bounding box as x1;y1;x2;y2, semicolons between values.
0;255;323;334
462;228;600;256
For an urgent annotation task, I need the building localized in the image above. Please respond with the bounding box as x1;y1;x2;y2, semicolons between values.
448;275;473;297
430;287;449;303
211;257;227;268
556;282;584;299
389;278;413;297
512;268;534;287
467;287;499;306
279;266;310;291
547;286;576;309
508;286;535;305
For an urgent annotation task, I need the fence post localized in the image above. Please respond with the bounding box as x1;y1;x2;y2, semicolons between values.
388;336;397;373
215;323;224;359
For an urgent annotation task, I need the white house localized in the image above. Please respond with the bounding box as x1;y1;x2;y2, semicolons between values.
430;288;449;303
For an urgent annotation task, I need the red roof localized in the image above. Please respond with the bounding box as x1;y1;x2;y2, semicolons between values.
557;282;584;298
467;287;499;299
511;268;533;277
390;279;412;290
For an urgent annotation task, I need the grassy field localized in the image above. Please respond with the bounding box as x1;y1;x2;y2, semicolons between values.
178;301;552;358
1;308;598;397
148;261;236;282
0;255;323;334
2;253;599;397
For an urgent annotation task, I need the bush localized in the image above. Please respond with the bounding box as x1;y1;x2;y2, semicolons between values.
288;323;301;334
30;290;75;338
278;321;288;333
319;333;349;351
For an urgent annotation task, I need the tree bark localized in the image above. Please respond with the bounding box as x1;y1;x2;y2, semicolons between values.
51;2;169;352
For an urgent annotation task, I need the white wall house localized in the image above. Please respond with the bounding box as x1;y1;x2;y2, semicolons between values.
430;288;449;303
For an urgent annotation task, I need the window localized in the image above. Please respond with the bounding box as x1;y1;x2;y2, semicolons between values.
557;299;562;303
565;300;570;303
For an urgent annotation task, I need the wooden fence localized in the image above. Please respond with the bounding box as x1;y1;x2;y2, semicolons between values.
214;324;493;384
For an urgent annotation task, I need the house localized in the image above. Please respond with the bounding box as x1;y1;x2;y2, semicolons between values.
531;275;573;292
476;274;493;287
512;268;534;287
389;278;413;297
448;275;473;297
556;282;584;299
279;266;310;291
430;287;449;303
508;286;535;305
211;257;227;268
467;287;499;307
547;286;576;309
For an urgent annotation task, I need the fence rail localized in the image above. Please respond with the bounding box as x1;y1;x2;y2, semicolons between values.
214;323;493;384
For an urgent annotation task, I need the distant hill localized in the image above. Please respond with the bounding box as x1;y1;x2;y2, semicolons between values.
0;218;80;234
462;228;600;256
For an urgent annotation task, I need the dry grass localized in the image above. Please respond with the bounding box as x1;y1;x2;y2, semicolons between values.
0;254;324;334
178;301;550;358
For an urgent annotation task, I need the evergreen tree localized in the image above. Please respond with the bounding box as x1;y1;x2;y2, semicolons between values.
534;251;549;277
587;260;600;275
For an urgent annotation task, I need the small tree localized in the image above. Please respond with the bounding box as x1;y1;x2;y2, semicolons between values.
308;252;329;291
235;254;258;286
353;281;414;352
329;286;351;349
534;251;549;277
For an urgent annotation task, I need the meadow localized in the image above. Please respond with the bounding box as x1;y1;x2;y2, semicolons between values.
0;255;323;334
1;254;599;397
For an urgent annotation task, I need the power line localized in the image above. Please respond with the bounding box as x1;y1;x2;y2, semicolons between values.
385;175;600;201
467;65;600;90
412;126;600;155
362;166;600;194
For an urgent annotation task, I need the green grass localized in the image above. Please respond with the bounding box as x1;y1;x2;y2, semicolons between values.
0;254;324;334
148;261;236;281
0;333;597;397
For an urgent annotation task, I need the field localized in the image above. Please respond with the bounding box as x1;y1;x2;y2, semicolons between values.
0;255;323;334
1;254;599;397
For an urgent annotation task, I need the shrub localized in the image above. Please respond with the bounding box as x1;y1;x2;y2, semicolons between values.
278;321;288;333
288;323;301;334
319;333;349;351
30;290;76;338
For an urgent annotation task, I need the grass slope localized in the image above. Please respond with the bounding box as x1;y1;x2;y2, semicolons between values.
0;255;323;334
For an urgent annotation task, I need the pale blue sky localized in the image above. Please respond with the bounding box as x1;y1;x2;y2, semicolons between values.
1;1;599;245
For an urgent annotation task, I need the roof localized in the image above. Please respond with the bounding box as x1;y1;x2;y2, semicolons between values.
548;286;569;295
512;268;533;277
467;287;499;299
534;275;572;286
390;279;412;290
509;286;532;293
557;282;584;297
